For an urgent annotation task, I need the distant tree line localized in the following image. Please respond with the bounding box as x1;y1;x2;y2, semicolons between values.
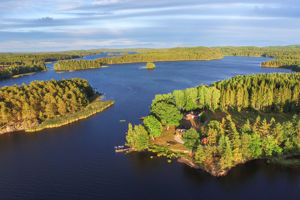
0;50;108;80
0;53;83;80
261;59;300;71
96;47;223;64
54;60;102;71
216;46;300;71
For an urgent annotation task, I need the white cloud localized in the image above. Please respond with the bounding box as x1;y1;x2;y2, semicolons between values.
1;0;300;51
92;0;123;6
0;38;150;51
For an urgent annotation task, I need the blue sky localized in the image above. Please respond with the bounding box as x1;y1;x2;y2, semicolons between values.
0;0;299;52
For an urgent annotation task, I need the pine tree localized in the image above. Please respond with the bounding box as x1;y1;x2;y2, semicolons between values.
184;88;198;111
173;90;185;110
253;116;261;134
241;133;252;160
195;145;206;164
259;119;271;135
219;136;233;169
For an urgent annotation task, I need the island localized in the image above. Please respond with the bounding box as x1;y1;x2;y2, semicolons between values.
124;72;300;176
0;78;114;134
140;62;156;69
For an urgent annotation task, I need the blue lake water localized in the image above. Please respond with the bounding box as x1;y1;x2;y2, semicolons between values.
0;55;298;199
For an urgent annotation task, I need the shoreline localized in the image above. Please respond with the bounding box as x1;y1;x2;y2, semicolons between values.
26;100;114;133
99;57;224;65
175;152;300;176
125;146;300;177
12;69;48;79
54;66;101;72
0;99;114;135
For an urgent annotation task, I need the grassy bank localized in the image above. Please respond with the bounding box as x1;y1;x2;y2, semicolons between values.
26;99;114;132
12;69;48;78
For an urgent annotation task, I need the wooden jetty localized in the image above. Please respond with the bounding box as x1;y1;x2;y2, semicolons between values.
114;145;131;153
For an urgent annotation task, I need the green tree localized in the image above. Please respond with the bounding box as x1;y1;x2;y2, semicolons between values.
240;121;252;134
151;93;174;107
57;98;67;115
173;90;185;110
184;88;198;111
219;136;233;169
44;103;56;118
250;133;263;159
206;120;221;146
126;123;150;150
259;119;271;135
151;102;182;127
125;123;135;146
273;123;284;145
143;115;162;138
241;133;252;160
195;145;206;164
262;136;282;156
210;87;221;111
182;128;200;150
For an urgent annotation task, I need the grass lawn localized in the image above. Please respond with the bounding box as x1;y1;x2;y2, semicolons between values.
150;129;191;154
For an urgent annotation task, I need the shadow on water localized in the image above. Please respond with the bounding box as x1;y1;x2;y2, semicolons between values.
181;158;300;186
0;55;297;199
127;151;168;174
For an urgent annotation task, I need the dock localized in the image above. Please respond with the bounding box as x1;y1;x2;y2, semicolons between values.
114;145;131;153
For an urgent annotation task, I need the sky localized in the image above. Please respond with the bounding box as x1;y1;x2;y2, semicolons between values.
0;0;300;52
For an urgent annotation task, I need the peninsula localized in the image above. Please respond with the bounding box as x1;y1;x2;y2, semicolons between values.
125;72;300;176
0;78;114;134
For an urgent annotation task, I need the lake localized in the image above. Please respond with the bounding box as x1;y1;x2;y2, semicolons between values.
0;54;299;199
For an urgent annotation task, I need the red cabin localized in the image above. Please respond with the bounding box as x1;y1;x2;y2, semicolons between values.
202;138;207;144
186;114;197;120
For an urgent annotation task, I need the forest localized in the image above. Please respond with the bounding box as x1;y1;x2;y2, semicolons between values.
0;63;47;80
216;46;300;71
0;78;96;133
0;48;154;78
0;53;82;80
125;72;300;176
96;47;223;64
54;60;102;71
0;49;111;80
2;45;300;80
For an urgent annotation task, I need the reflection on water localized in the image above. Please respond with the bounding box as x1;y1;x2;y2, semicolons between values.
0;55;298;199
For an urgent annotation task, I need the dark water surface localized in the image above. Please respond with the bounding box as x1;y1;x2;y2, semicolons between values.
0;55;299;200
